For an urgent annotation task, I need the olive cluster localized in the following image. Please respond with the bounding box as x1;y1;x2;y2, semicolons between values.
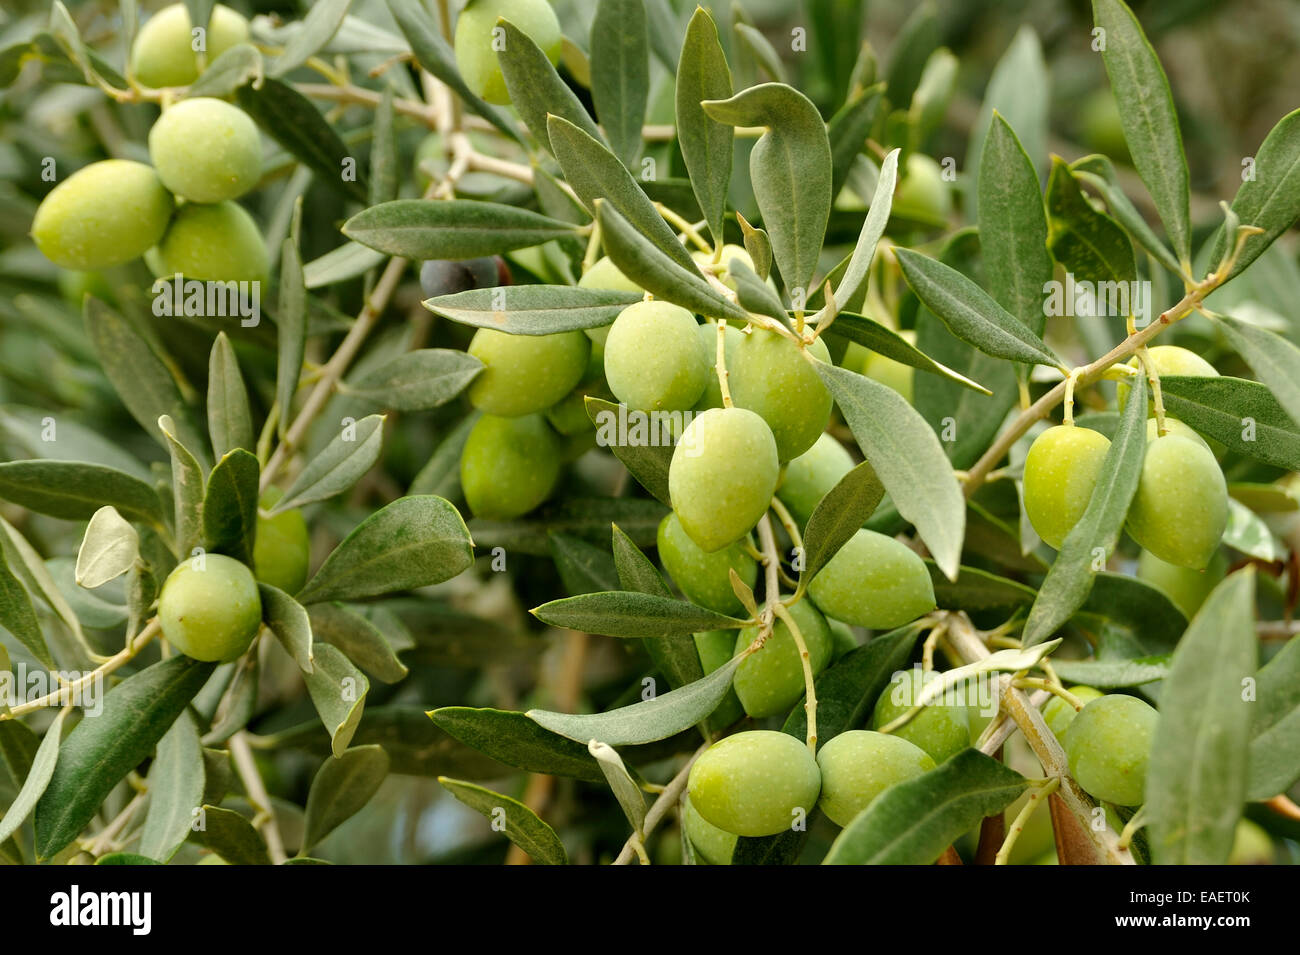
31;5;267;284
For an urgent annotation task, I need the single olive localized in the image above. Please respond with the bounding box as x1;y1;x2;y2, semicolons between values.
603;301;710;412
1136;548;1227;620
728;329;832;461
871;667;970;764
157;200;269;284
733;599;833;719
130;3;250;88
1041;685;1105;740
420;257;500;299
694;630;745;728
808;529;935;629
1022;424;1111;549
657;513;756;615
454;0;562;105
669;407;780;553
253;488;310;595
816;730;935;827
158;553;262;662
776;432;856;526
1126;431;1227;569
1064;694;1157;807
460;413;562;519
687;730;822;837
682;794;737;865
577;256;642;351
149;97;261;203
1117;345;1218;412
467;327;590;417
32;160;174;270
892;153;952;224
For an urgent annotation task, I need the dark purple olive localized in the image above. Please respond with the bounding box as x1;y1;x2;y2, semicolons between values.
419;256;501;298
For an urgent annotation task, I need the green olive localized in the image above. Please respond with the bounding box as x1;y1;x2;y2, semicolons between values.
149;98;261;203
1117;345;1218;412
668;407;779;553
687;730;822;837
130;3;251;88
729;329;832;461
871;667;970;764
576;256;642;349
157;200;269;283
1022;425;1111;550
694;630;745;728
815;730;935;827
892;153;952;224
1041;685;1104;740
158;553;262;662
603;301;710;412
657;513;756;615
733;599;833;719
460;413;562;519
776;432;855;526
1064;694;1157;807
682;794;737;864
808;529;935;629
32;160;173;270
467;327;590;417
1136;548;1227;620
453;0;562;106
253;488;310;595
1126;431;1227;569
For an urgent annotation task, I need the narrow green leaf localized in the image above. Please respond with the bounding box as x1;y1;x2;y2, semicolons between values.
0;405;149;481
469;496;665;556
309;602;408;683
498;19;604;153
207;333;254;458
271;0;351;77
303;643;369;758
802;462;885;582
1093;0;1191;263
822;311;990;395
1147;569;1256;864
833;147;898;312
823;750;1027;864
929;563;1038;613
0;460;162;527
296;495;474;604
675;7;733;245
276;236;307;440
882;1;939;113
158;414;205;556
590;0;648;168
895;248;1062;368
260;583;313;672
202;449;259;567
1160;375;1300;471
611;524;703;692
271;414;385;515
187;42;261;97
75;506;138;590
343;199;578;260
1052;656;1168;688
1213;108;1300;279
1046;157;1138;288
438;777;567;864
1213;313;1300;429
0;709;66;846
531;591;746;639
424;285;641;335
583;397;673;505
346;349;482;411
828;83;884;200
548;533;619;596
1022;375;1148;647
1072;155;1185;277
1248;633;1300;800
302;744;389;852
589;740;646;834
529;655;744;746
815;362;965;580
428;707;604;783
303;241;386;289
34;656;215;859
0;544;47;666
138;710;204;863
703;83;832;296
190;805;270;865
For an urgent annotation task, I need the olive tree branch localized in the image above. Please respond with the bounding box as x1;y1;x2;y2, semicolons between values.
611;741;709;865
229;730;288;865
995;776;1059;865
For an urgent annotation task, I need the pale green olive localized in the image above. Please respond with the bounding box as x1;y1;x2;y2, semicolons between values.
32;160;173;270
158;553;262;662
149;97;261;203
130;3;251;88
815;730;935;827
1022;425;1111;550
808;529;935;629
687;730;822;837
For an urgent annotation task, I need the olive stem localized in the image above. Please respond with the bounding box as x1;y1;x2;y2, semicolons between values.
963;276;1221;498
1013;677;1085;710
944;612;1136;865
773;602;818;753
994;776;1059;865
87;788;146;857
920;620;949;673
581;217;603;274
714;320;734;409
0;619;160;720
754;515;782;647
1116;805;1148;851
229;730;288;864
657;204;712;254
610;741;710;864
1135;346;1169;435
1062;369;1082;426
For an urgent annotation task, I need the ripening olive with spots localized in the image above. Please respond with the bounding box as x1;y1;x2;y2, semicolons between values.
453;0;562;105
872;668;970;764
253;488;311;596
687;730;822;837
808;528;935;629
1064;694;1157;807
729;330;833;461
460;413;562;519
149;98;261;203
467;327;590;417
657;513;756;616
1023;425;1111;549
732;598;833;718
158;554;262;662
775;432;855;525
130;3;250;88
157;201;270;284
1126;431;1228;569
1041;685;1104;739
32;160;174;270
603;301;709;412
816;730;935;827
669;407;779;553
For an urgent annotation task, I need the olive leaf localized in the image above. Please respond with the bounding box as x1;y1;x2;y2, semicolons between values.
308;602;408;684
271;0;350;77
303;643;369;758
590;740;647;836
275;233;307;441
271;413;385;515
1211;108;1300;280
498;19;605;154
158;414;205;556
423;285;642;335
138;710;205;863
822;312;990;395
827;83;884;200
0;460;164;529
438;777;568;865
189;805;270;865
75;506;139;590
675;7;733;245
260;583;314;672
343;200;581;260
187;42;261;98
345;349;483;411
1248;632;1300;800
1211;313;1300;430
0;708;67;847
428;707;605;783
590;0;649;169
0;542;47;667
1046;156;1137;287
202;449;259;567
1071;155;1184;278
583;397;672;505
531;590;747;639
548;533;619;596
302;744;390;853
801;461;885;582
1159;375;1300;471
832;147;898;314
